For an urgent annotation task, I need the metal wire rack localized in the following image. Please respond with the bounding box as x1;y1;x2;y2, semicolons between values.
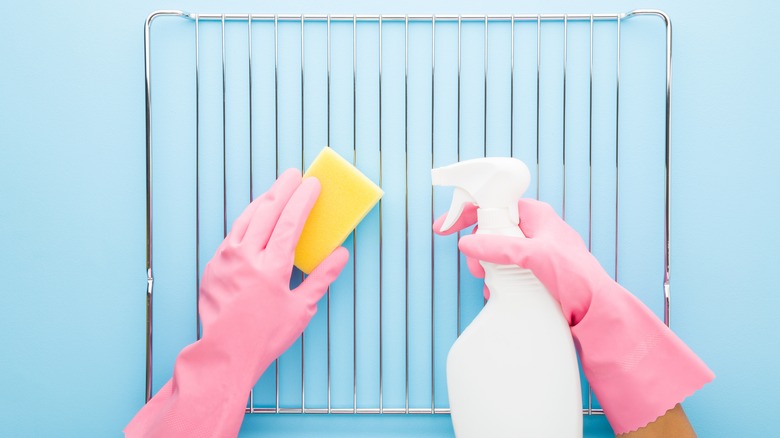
144;10;672;416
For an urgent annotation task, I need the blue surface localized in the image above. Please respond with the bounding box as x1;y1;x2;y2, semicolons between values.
1;1;778;437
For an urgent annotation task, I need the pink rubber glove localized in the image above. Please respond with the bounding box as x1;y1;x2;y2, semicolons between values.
125;169;349;438
434;199;713;435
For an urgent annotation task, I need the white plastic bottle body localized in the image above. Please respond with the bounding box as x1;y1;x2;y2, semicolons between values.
447;223;583;437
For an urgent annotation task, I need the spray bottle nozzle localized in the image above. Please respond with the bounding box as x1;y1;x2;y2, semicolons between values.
432;157;531;233
435;187;477;232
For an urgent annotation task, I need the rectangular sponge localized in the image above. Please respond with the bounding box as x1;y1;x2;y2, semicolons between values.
295;147;383;274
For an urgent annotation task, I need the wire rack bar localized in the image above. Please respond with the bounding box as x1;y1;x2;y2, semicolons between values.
179;13;631;22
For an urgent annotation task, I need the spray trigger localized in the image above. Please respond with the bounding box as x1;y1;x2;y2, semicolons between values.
440;187;477;233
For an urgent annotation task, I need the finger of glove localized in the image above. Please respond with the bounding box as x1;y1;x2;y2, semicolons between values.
464;225;485;278
466;254;485;279
264;177;321;272
432;203;478;235
295;246;349;305
483;284;490;300
458;233;543;273
226;198;261;247
234;168;302;247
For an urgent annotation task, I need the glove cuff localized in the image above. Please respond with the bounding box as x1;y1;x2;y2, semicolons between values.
123;335;273;438
572;284;714;435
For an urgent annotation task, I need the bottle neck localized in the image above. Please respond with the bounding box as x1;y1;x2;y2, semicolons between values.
476;207;543;299
476;207;525;238
482;262;545;298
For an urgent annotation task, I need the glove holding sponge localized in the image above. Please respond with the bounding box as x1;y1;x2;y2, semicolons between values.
127;148;382;438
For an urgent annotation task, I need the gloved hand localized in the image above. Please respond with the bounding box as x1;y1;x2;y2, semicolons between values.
433;198;713;435
125;169;349;438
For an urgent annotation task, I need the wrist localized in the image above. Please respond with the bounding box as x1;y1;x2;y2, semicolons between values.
196;325;276;393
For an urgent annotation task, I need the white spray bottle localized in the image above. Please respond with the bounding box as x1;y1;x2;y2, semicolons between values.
432;157;582;437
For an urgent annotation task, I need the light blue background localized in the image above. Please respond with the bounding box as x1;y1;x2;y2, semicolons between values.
1;1;778;437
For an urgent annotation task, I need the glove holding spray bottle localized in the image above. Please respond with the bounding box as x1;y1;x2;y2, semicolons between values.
432;158;583;438
434;160;714;435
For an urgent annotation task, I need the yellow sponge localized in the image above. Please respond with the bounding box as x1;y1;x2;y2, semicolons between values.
295;147;383;274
